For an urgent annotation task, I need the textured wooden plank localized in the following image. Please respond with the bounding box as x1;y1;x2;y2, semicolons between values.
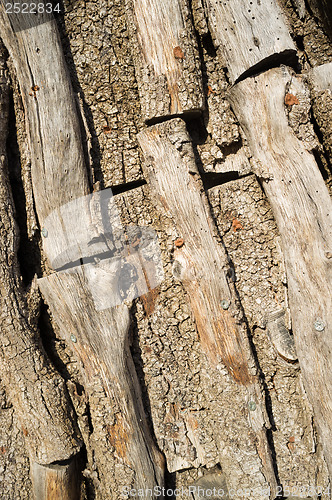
0;10;165;493
0;10;90;227
0;44;81;468
41;189;123;269
203;0;296;83
229;67;332;476
38;268;165;493
31;459;80;500
138;118;278;495
309;63;332;179
125;0;205;121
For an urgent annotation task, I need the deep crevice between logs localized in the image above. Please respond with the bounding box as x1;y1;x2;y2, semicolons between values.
201;171;253;190
5;76;42;286
303;0;332;40
38;298;72;381
185;115;252;188
111;178;147;195
145;109;203;127
309;108;332;184
233;50;299;85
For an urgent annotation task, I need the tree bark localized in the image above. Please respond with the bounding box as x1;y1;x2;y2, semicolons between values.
0;0;331;498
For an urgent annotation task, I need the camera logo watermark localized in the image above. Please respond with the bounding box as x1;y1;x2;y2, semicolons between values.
42;188;164;310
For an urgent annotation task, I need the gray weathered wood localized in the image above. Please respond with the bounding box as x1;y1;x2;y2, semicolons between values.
138;118;278;495
0;11;90;227
0;49;81;473
31;459;80;500
38;266;165;493
203;0;296;83
0;11;165;494
125;0;205;121
41;189;123;270
229;67;332;476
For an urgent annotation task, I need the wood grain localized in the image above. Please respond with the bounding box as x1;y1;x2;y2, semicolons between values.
31;459;80;500
38;267;165;493
0;39;81;466
229;67;332;476
126;0;205;120
138;118;278;494
309;62;332;93
0;11;90;227
203;0;296;83
0;10;165;493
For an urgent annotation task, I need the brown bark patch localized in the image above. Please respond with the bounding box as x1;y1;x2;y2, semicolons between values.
284;93;299;106
173;46;185;59
232;218;243;232
107;414;129;460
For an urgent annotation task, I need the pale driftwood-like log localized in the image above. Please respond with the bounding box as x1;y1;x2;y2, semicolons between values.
31;459;80;500
203;0;296;83
139;120;247;380
125;0;204;121
38;266;165;493
138;118;278;495
0;51;81;470
229;67;332;476
0;11;90;226
0;10;165;494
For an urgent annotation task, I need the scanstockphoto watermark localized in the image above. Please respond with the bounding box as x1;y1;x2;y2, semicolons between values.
121;485;272;498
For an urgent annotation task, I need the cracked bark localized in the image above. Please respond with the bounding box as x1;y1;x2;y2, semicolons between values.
0;0;331;498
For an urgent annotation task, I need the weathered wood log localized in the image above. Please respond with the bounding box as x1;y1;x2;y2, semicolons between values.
309;63;332;166
125;0;205;121
309;62;332;93
0;10;165;495
0;10;90;226
228;66;332;476
203;0;296;83
138;118;278;496
38;265;165;493
31;459;80;500
0;48;81;490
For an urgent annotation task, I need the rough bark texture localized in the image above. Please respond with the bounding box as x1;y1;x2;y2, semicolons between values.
126;0;205;121
0;0;331;499
229;66;332;477
138;118;278;495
